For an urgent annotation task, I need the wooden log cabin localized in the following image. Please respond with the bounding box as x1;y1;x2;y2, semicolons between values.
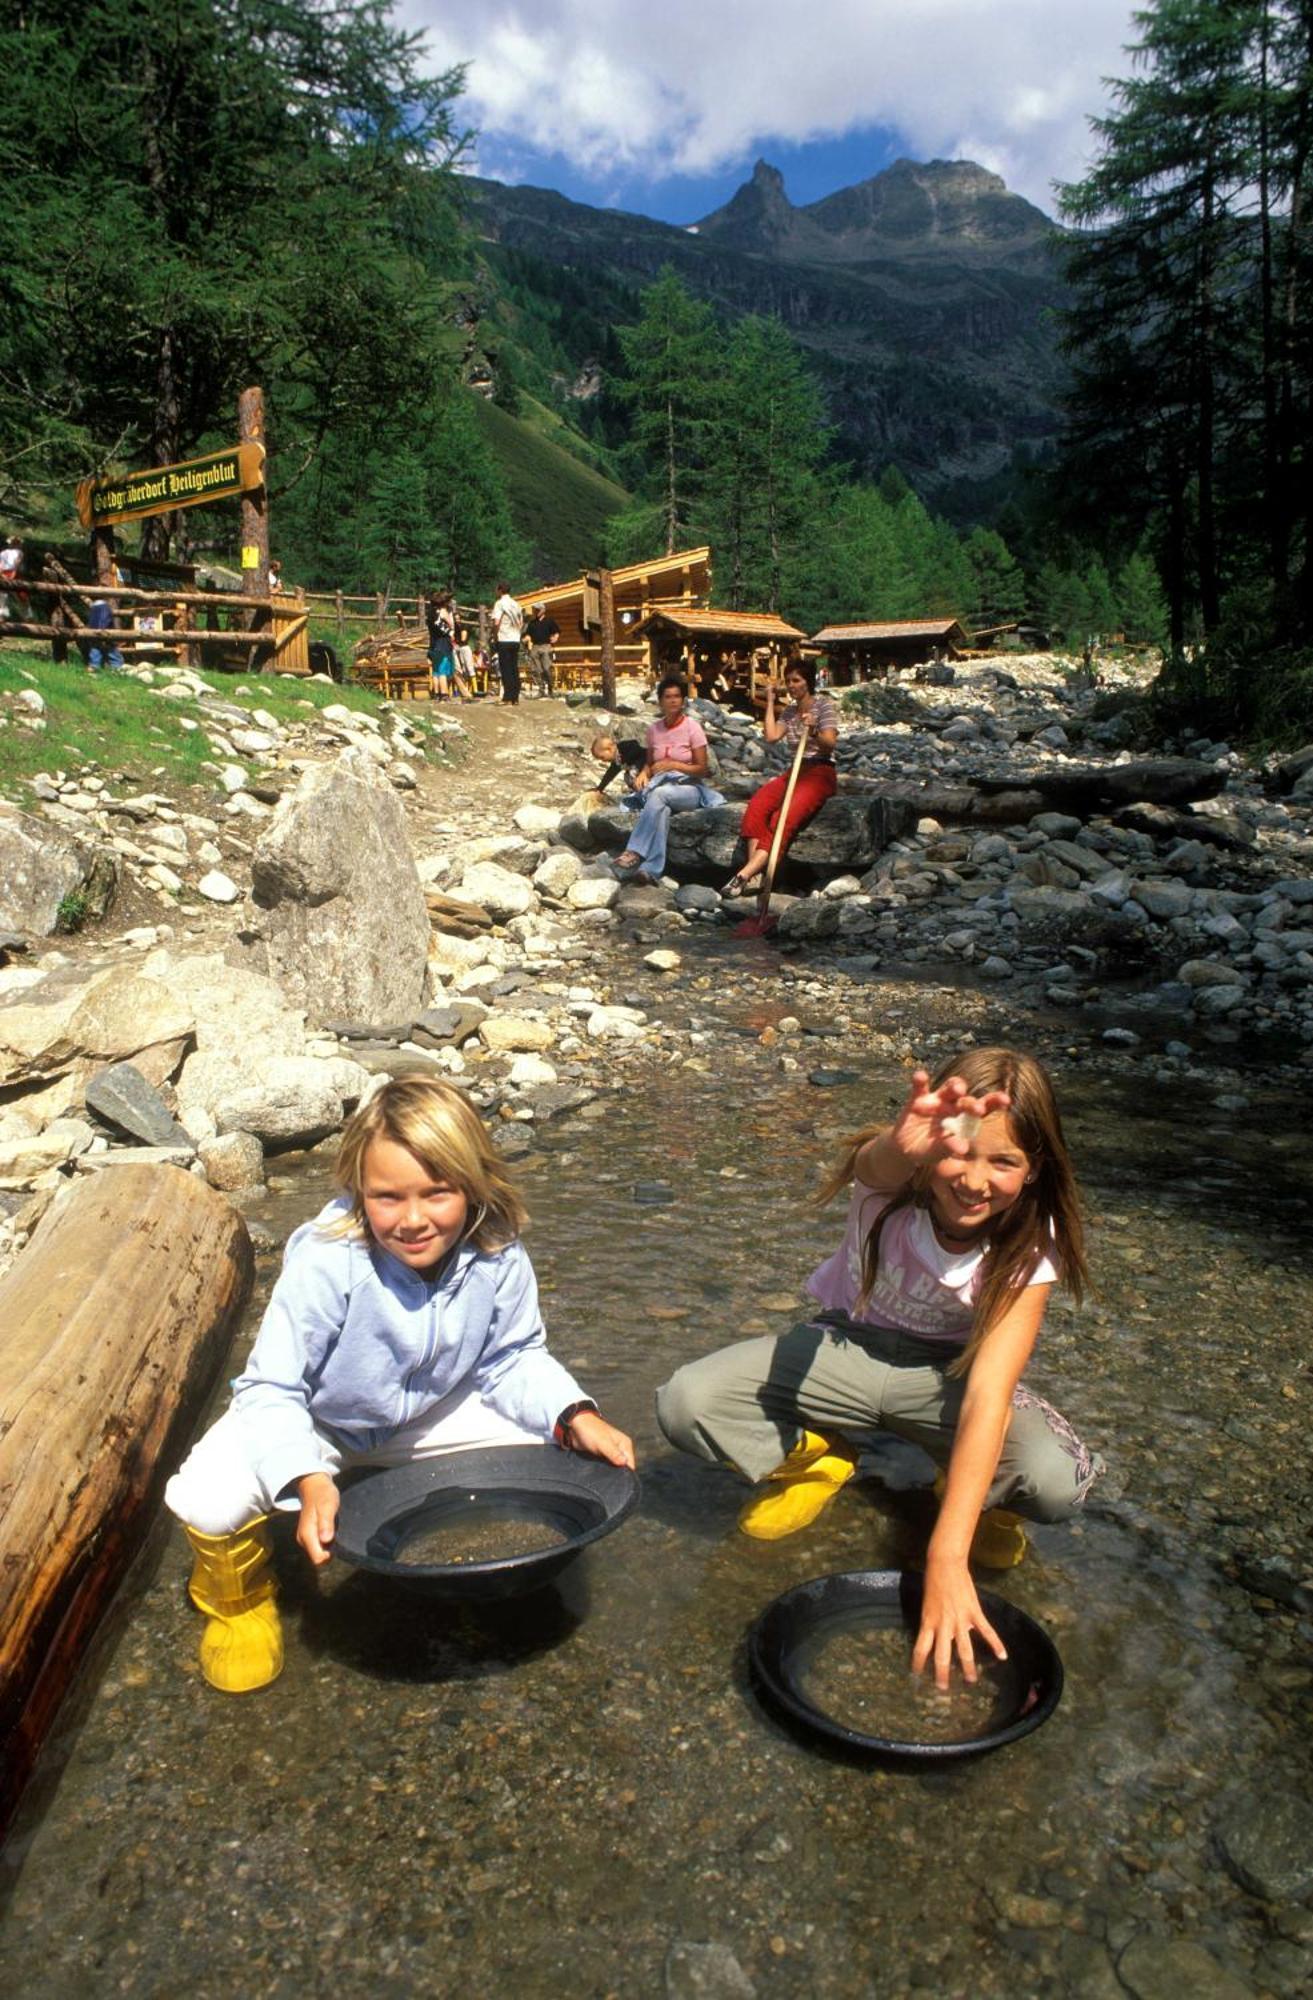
633;606;807;706
519;547;712;690
810;618;971;683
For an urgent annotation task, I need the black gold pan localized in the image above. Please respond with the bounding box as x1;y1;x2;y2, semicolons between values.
333;1444;639;1600
749;1568;1063;1763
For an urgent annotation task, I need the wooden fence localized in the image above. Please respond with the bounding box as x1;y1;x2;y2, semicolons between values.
3;569;311;673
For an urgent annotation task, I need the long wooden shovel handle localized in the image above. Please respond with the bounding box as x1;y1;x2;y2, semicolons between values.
757;724;810;917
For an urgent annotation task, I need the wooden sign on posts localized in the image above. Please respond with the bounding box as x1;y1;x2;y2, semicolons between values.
75;442;265;530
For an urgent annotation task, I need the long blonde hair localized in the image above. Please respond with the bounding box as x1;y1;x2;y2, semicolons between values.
819;1048;1088;1374
330;1077;527;1253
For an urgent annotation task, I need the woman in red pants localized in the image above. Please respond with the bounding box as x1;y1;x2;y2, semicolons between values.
721;662;841;898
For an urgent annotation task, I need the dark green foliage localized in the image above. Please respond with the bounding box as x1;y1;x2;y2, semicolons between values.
1057;0;1313;669
614;269;720;555
0;0;470;546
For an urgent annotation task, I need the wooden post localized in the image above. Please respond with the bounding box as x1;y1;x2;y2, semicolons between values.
238;385;269;670
375;591;385;633
599;566;616;710
238;386;268;600
91;528;116;588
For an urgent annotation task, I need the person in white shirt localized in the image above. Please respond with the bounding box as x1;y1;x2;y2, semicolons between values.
491;582;524;705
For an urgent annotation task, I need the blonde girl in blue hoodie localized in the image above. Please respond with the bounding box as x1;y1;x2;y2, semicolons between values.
166;1077;634;1694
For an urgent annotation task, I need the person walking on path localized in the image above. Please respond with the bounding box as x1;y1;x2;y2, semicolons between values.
525;602;560;697
655;1047;1100;1689
492;581;525;705
611;675;724;884
721;661;840;899
165;1077;634;1693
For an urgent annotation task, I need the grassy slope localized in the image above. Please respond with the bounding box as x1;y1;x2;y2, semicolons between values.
470;395;630;583
0;646;405;807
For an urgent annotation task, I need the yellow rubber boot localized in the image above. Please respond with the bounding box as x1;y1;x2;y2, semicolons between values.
933;1475;1028;1569
970;1509;1027;1568
738;1431;858;1541
184;1517;284;1693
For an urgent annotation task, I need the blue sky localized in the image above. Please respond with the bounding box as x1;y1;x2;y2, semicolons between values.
399;0;1141;224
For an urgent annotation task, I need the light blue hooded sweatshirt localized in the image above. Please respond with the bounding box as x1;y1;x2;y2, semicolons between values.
229;1197;586;1501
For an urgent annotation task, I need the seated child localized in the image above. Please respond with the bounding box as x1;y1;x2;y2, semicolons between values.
656;1048;1101;1689
166;1077;635;1694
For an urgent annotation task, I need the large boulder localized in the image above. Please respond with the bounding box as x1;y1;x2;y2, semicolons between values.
235;750;430;1026
665;795;916;883
0;965;194;1092
0;803;118;937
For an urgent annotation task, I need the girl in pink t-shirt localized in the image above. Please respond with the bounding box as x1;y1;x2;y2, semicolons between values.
656;1046;1099;1688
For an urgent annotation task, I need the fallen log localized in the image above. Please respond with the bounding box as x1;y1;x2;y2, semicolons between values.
0;1164;253;1834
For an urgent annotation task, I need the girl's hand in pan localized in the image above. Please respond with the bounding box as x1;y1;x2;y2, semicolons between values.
912;1554;1008;1691
892;1068;1011;1162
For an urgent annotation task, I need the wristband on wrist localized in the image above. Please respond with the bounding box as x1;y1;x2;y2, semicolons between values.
553;1399;598;1448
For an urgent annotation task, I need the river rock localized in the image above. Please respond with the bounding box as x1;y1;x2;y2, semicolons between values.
512;804;562;837
197;870;240;903
197;1130;264;1191
478;1015;554;1053
0;802;118;937
460;861;536;920
533;851;583;900
664;1941;756;1999
586;1005;647;1039
1215;1790;1313;1902
411;1002;488;1046
507;1053;558;1086
84;1062;190;1147
567;877;619;911
1116;1937;1256;2000
775;897;842;942
0;1118;96;1188
237;750;430;1026
211;1058;344;1150
0;967;194;1091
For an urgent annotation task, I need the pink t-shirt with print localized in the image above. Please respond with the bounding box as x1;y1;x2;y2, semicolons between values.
805;1181;1057;1347
646;714;707;768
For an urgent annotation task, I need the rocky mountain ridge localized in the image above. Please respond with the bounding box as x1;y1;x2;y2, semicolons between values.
467;155;1068;509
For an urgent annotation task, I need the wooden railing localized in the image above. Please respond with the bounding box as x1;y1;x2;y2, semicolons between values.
3;570;310;672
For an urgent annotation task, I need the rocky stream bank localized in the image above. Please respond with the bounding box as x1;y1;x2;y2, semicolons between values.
0;656;1311;1997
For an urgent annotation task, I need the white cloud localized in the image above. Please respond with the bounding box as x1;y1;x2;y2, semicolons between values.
397;0;1137;212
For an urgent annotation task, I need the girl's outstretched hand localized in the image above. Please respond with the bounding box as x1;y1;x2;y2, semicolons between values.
911;1553;1008;1691
565;1409;637;1471
893;1068;1011;1164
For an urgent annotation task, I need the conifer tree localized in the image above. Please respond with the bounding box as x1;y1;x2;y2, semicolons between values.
615;269;719;554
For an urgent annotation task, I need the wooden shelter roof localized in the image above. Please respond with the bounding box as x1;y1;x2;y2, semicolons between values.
811;618;969;645
522;546;712;610
635;606;806;641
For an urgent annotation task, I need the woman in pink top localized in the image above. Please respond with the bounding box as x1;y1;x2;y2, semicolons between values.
656;1047;1100;1688
612;675;725;883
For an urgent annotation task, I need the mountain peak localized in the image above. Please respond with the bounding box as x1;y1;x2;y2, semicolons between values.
694;159;797;251
695;153;1051;263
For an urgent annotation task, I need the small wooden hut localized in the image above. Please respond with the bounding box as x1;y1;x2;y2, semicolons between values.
518;547;711;689
633;606;806;705
811;618;971;683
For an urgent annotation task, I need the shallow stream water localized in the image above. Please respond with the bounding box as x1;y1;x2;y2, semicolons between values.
2;1016;1312;1998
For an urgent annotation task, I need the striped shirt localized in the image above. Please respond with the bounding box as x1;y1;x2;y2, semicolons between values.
782;695;840;761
